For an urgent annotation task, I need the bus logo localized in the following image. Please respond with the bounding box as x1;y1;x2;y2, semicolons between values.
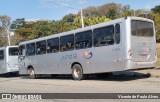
83;51;93;59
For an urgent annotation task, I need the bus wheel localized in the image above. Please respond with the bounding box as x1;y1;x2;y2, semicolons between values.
72;64;83;80
28;68;36;79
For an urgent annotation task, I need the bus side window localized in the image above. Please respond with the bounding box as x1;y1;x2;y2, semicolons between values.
19;45;25;56
115;24;120;44
60;34;74;52
75;30;92;49
36;40;46;55
26;43;35;56
9;47;19;56
47;37;59;53
131;20;136;36
94;25;114;47
0;50;4;60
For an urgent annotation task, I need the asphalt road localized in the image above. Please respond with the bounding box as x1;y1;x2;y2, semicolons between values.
0;75;160;102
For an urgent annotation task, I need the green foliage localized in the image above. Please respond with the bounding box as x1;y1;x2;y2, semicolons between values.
80;3;122;18
62;13;76;24
32;21;53;38
15;22;34;41
16;28;32;37
11;18;25;29
152;14;160;42
72;16;110;29
107;10;117;20
151;5;160;14
81;6;99;17
122;5;132;17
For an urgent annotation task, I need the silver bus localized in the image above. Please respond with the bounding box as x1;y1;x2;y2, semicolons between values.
0;46;19;74
18;17;157;80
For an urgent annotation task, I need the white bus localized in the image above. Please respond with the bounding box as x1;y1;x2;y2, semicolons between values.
0;46;19;74
18;16;157;80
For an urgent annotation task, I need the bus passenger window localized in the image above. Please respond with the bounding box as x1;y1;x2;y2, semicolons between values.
0;50;4;60
115;24;120;44
47;38;59;53
9;47;19;56
19;45;25;56
94;25;114;47
26;43;35;56
131;20;136;36
60;34;74;52
36;40;46;55
75;30;92;49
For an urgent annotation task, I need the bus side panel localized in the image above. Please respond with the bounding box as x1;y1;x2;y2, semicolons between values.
82;45;124;74
0;60;7;74
30;53;63;74
0;48;7;74
6;56;19;73
25;52;72;75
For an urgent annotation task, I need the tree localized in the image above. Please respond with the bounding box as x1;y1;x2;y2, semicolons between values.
10;18;25;29
151;5;160;14
151;13;160;42
0;15;11;46
32;21;53;38
62;14;76;24
107;9;117;20
122;5;132;17
78;6;99;17
77;3;122;19
15;21;34;41
0;26;7;47
97;3;122;17
72;16;110;28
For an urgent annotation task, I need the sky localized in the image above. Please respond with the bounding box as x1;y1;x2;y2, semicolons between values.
0;0;160;21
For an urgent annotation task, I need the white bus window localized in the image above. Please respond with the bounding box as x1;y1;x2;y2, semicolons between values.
115;24;120;44
131;20;136;36
19;45;25;56
131;20;154;37
26;43;35;56
9;47;19;56
36;40;46;55
137;21;154;37
0;50;4;60
94;25;114;47
75;30;92;49
47;37;59;53
60;34;74;52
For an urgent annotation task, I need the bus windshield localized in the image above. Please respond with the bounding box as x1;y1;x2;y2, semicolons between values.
9;47;19;56
131;20;154;37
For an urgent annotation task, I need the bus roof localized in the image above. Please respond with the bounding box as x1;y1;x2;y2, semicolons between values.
0;46;18;50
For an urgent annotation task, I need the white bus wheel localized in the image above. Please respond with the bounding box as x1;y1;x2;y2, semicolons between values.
28;68;36;79
72;64;83;80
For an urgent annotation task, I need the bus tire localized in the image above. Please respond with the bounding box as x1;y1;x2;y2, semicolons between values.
28;68;36;79
72;64;83;80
